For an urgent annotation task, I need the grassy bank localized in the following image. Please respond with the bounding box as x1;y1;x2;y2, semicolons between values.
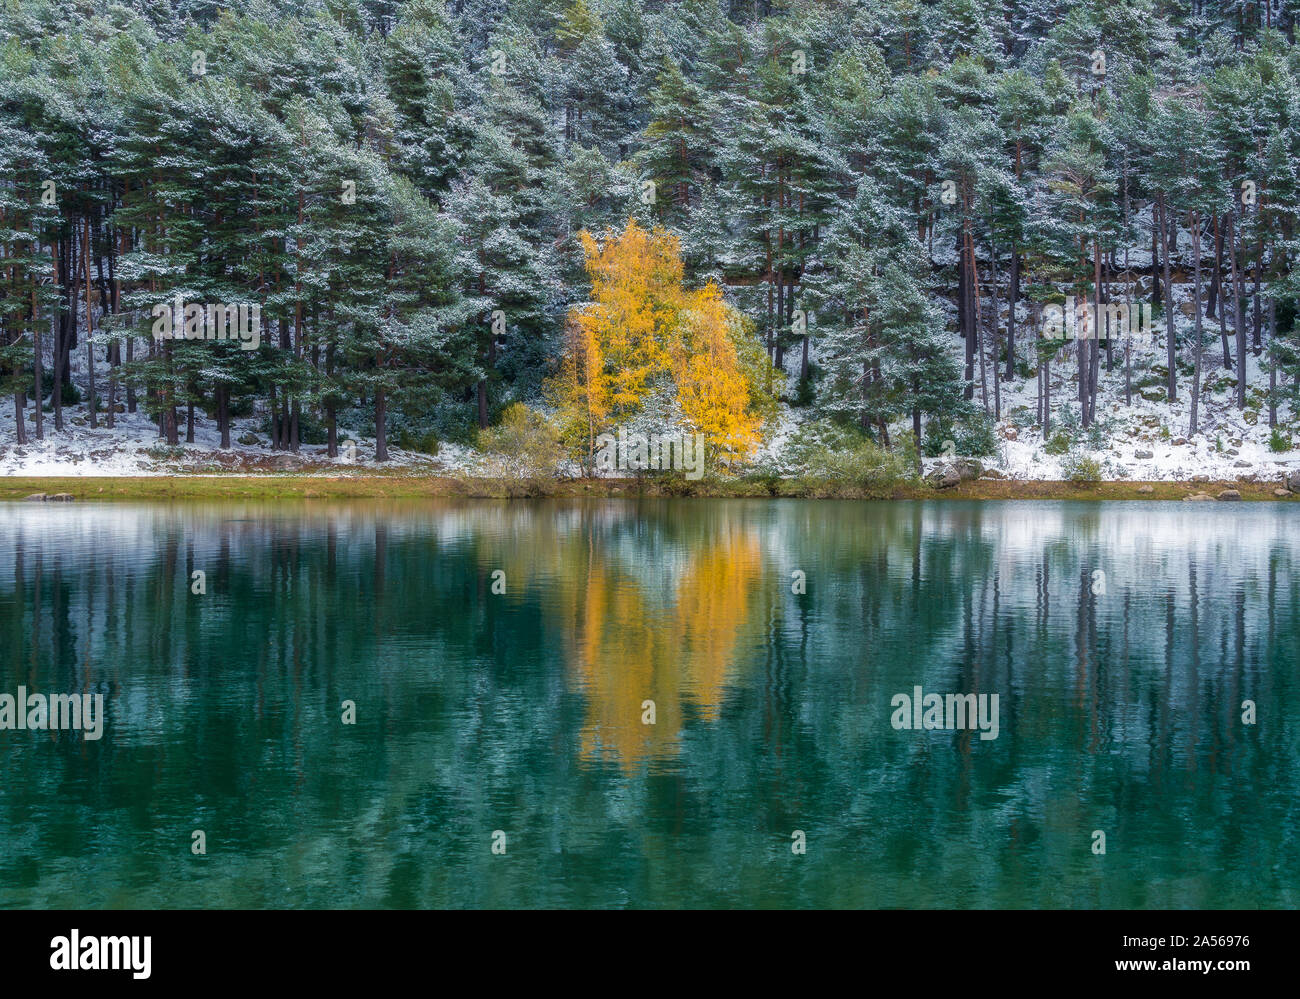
1;474;1294;502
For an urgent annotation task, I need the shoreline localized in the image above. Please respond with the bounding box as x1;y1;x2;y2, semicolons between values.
1;476;1294;502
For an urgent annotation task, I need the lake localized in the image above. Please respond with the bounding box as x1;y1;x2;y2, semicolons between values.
0;499;1296;908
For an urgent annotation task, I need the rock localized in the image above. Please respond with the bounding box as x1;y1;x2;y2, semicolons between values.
981;468;1005;479
1217;489;1241;501
1184;493;1214;502
1286;470;1300;492
1274;488;1291;498
1134;449;1153;459
1191;474;1210;483
1172;437;1188;446
1230;438;1243;448
954;458;982;482
1136;485;1154;494
1226;449;1240;456
1001;426;1018;441
1244;410;1259;426
1239;473;1257;483
1233;460;1251;468
23;493;47;502
928;465;961;489
237;432;261;446
47;493;75;502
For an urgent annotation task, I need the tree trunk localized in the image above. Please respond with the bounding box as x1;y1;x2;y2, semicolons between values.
1252;234;1262;354
219;384;231;449
375;386;388;462
912;402;922;475
84;220;96;428
1006;248;1018;381
1213;213;1231;368
33;279;43;440
52;241;63;432
126;334;136;412
1151;201;1163;309
1158;193;1176;402
991;239;1001;421
1268;297;1277;428
1228;207;1247;408
1189;211;1203;436
1093;237;1104;423
960;227;974;399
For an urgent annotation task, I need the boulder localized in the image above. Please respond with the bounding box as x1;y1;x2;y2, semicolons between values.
1172;437;1188;446
1136;485;1154;494
1217;489;1242;501
1274;488;1291;498
23;493;46;502
1184;493;1214;502
953;458;983;482
928;465;961;489
1134;450;1153;460
1191;474;1210;483
47;493;75;502
1233;460;1251;468
1286;470;1300;492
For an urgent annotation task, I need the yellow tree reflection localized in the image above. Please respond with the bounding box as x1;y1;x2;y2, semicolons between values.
571;526;762;768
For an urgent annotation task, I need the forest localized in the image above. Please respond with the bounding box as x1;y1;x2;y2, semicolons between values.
2;0;1300;478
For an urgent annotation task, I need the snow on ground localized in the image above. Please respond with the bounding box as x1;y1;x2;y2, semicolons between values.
0;397;480;478
944;272;1300;482
4;248;1300;482
0;333;498;477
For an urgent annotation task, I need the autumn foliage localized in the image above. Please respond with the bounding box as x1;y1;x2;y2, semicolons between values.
549;220;774;470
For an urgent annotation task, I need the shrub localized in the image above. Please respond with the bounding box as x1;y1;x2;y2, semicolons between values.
960;412;999;458
1269;427;1290;453
395;427;441;455
804;434;912;487
1084;413;1115;450
791;368;817;408
1045;429;1072;455
477;403;561;482
1061;451;1102;482
1009;406;1037;429
922;409;998;458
